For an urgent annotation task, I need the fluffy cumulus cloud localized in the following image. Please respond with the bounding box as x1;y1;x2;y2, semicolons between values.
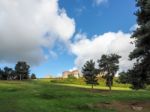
70;31;135;72
0;0;75;65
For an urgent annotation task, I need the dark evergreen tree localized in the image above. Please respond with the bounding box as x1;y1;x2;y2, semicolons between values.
4;67;13;80
0;68;4;80
129;0;150;89
4;67;14;80
82;60;99;89
0;67;15;80
98;54;121;91
15;61;30;80
31;73;36;79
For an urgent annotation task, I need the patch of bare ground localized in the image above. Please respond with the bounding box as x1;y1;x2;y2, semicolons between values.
88;101;150;112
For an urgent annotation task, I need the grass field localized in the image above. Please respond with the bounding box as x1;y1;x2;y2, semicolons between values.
0;79;150;112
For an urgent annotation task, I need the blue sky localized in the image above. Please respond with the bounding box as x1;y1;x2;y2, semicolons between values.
0;0;137;78
59;0;136;35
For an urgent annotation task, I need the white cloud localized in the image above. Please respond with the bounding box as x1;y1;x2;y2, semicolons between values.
0;0;75;65
70;31;135;72
93;0;108;6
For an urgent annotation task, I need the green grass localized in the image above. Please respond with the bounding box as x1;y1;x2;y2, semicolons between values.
54;83;131;91
50;77;131;88
0;79;150;112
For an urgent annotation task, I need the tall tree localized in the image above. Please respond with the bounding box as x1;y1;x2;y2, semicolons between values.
98;54;121;91
82;60;99;89
129;0;150;89
15;61;30;80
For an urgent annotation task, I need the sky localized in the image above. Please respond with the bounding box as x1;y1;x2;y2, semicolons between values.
0;0;137;78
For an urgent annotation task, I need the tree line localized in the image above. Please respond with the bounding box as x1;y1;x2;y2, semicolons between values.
0;61;36;80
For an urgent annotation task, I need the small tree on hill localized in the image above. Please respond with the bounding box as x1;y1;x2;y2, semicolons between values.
68;74;76;79
31;73;36;79
82;60;99;89
15;61;30;80
98;54;121;91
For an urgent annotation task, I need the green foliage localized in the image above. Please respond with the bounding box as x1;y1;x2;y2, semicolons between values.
15;61;30;80
82;60;99;89
0;68;3;79
0;67;15;80
68;74;76;79
98;54;121;90
118;71;130;84
31;73;36;79
128;63;147;89
129;0;150;89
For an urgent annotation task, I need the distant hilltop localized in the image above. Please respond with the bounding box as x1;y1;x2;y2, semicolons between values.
62;70;81;78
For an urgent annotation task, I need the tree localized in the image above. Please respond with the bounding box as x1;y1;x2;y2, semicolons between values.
31;73;36;79
0;67;15;80
4;67;14;80
118;71;130;84
82;60;99;89
68;74;76;79
15;61;30;80
129;0;150;89
0;68;4;80
98;54;121;91
128;62;149;89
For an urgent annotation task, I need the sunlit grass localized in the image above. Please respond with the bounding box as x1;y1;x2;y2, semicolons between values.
0;79;149;112
54;83;131;91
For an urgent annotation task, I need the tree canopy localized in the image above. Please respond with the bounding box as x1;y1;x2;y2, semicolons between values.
15;61;30;80
31;73;36;79
98;54;121;90
82;60;99;89
129;0;150;89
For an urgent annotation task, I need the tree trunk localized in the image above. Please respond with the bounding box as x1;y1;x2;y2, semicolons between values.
20;74;21;80
109;76;112;91
109;85;111;91
92;84;93;89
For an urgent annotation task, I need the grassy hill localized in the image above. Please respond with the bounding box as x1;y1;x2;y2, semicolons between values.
50;77;131;88
0;79;150;112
